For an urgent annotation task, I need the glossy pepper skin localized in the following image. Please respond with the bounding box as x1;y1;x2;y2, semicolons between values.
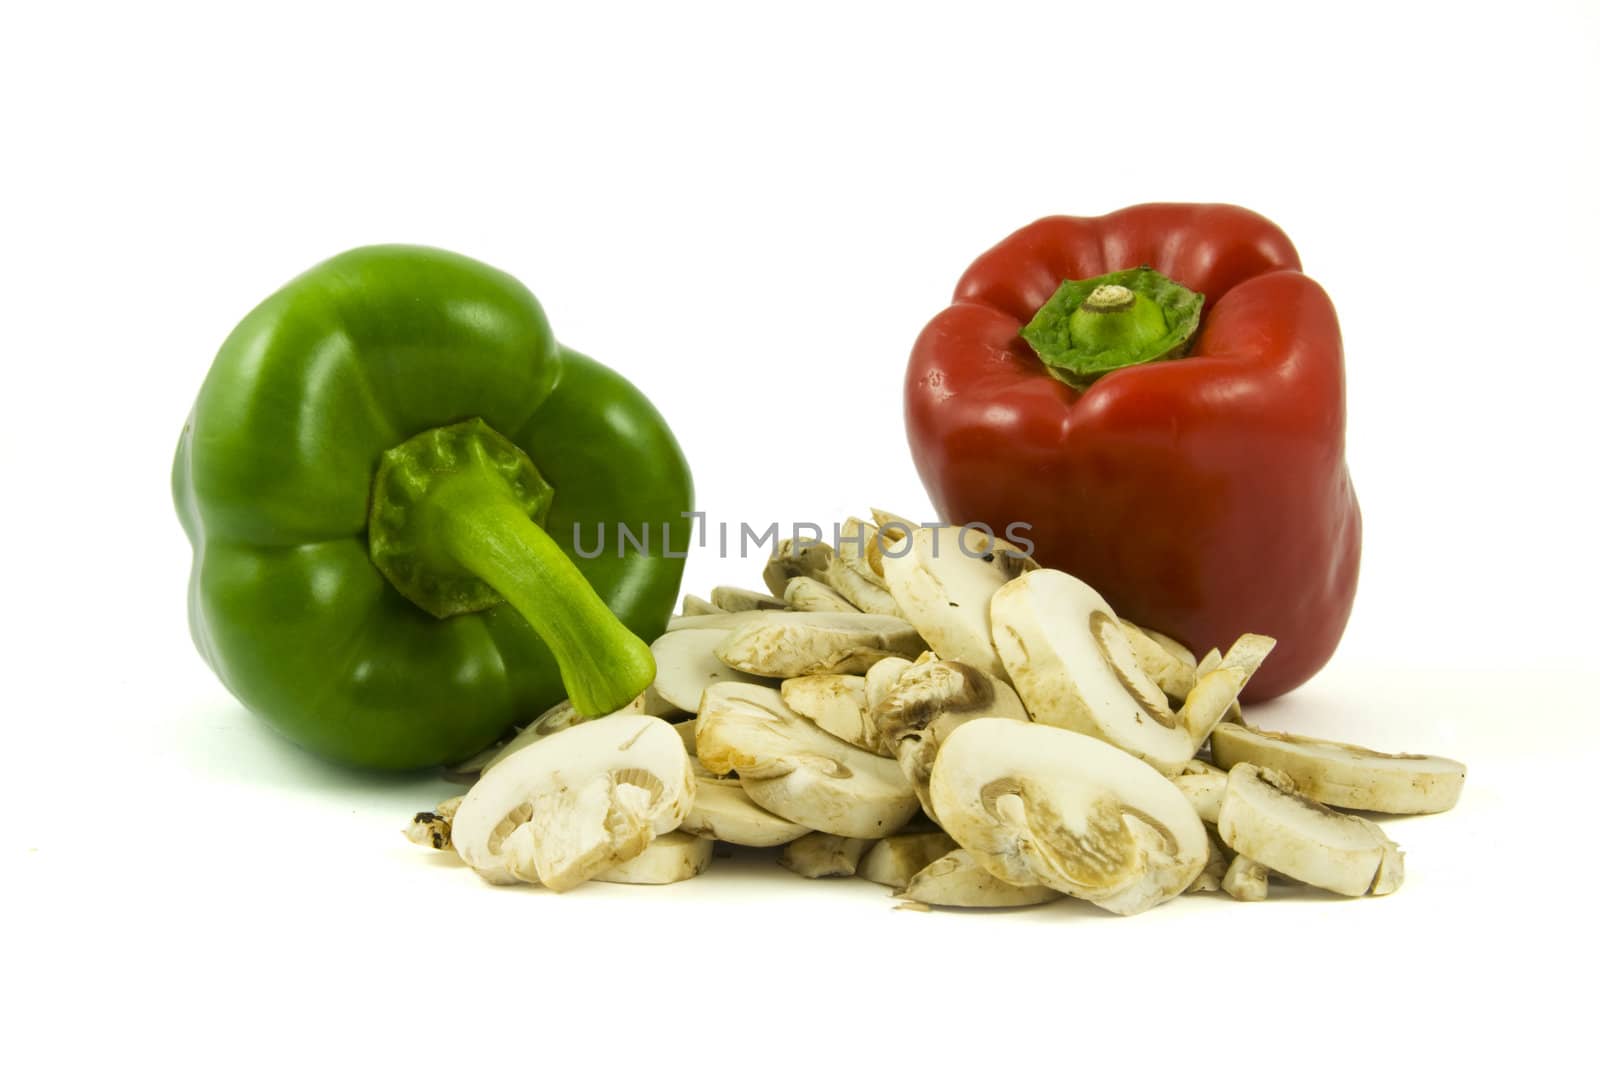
174;246;693;769
906;205;1359;700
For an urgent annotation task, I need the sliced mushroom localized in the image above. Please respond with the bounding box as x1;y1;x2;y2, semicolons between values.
673;718;698;756
929;718;1208;915
697;683;920;839
825;557;902;616
857;831;958;888
1209;723;1467;815
714;612;925;677
837;517;891;586
678;759;810;847
1171;759;1229;824
1186;832;1229;893
763;538;834;598
784;575;860;613
864;656;915;715
681;594;724;616
1221;854;1269;901
1216;763;1404;897
990;569;1272;774
779;833;874;878
712;585;788;612
1119;620;1199;701
474;693;649;777
872;659;1030;817
869;507;916;535
595;831;713;885
649;628;771;712
881;525;1033;682
779;673;874;749
451;714;695;891
405;796;464;851
899;849;1063;908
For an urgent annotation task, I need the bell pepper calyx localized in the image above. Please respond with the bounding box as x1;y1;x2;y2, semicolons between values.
369;417;655;717
1019;267;1204;389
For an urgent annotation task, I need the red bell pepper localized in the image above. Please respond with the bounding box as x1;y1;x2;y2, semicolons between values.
905;204;1359;700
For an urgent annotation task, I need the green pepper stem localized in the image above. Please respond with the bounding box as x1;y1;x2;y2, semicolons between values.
367;418;654;718
433;480;655;717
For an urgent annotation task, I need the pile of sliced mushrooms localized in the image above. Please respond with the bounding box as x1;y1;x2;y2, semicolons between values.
407;510;1466;914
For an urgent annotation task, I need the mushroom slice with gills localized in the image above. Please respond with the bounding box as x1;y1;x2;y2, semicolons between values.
1221;855;1269;901
681;594;724;616
858;831;958;888
881;525;1034;682
872;659;1031;817
697;683;920;839
406;796;465;851
713;612;926;677
595;831;713;885
864;656;915;716
780;833;875;878
1171;760;1228;824
762;538;834;597
451;714;695;892
1119;620;1198;702
679;759;810;847
784;575;860;614
712;586;788;612
929;718;1208;915
780;673;874;749
990;569;1273;774
649;628;772;713
900;849;1063;908
1209;723;1467;815
1216;763;1404;897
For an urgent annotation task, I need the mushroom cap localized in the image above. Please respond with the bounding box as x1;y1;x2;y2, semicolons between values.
929;718;1207;914
452;714;695;891
697;683;920;839
678;762;810;847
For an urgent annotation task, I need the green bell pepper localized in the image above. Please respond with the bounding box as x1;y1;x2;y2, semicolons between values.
173;246;693;770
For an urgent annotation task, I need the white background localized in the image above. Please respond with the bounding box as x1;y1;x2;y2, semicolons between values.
4;1;1597;1065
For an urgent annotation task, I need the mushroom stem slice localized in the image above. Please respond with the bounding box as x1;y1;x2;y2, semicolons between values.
1209;723;1467;815
1181;634;1276;745
1171;760;1229;825
929;719;1208;915
1216;763;1405;897
451;714;695;892
712;586;788;612
763;538;834;598
899;849;1063;908
780;673;874;749
780;833;874;878
595;831;713;885
1119;620;1199;701
697;683;920;839
858;832;959;888
649;628;772;713
1222;855;1270;901
714;612;925;677
881;525;1034;682
679;761;810;847
1186;831;1229;893
784;576;860;613
406;796;465;851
